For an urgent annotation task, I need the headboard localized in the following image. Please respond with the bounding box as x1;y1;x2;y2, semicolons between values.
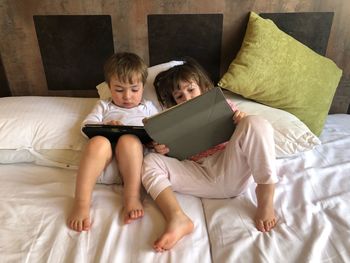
0;1;349;113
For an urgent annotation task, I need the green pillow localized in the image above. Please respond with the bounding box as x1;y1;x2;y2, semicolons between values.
218;12;342;136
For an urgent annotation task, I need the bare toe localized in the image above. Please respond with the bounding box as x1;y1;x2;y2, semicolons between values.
153;213;194;252
124;208;144;224
82;218;91;231
255;219;266;232
123;196;144;224
67;200;91;232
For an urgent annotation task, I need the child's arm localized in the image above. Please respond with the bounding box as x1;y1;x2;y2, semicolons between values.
233;110;247;124
82;100;105;126
83;100;123;126
149;141;169;155
104;120;123;125
227;99;247;124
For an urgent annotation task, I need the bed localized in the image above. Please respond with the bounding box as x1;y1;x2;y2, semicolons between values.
1;11;350;263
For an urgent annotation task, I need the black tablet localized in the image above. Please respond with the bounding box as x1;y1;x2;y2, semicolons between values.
82;124;153;144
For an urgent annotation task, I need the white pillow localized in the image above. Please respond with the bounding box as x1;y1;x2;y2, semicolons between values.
97;60;184;111
224;91;321;158
0;96;97;168
0;149;35;163
0;61;182;169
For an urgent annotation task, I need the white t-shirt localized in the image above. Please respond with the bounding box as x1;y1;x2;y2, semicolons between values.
82;98;159;127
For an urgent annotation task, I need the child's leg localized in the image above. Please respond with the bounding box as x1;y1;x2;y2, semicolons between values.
115;134;144;224
68;136;113;232
153;187;194;252
219;115;278;232
143;153;201;251
236;116;277;231
255;183;276;232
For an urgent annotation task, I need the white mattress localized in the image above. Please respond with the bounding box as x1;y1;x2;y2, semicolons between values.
1;114;349;263
202;114;350;263
0;164;211;262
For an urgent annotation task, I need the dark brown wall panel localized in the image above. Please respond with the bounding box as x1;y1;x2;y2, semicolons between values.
0;54;11;97
260;12;334;56
148;14;223;83
34;15;114;92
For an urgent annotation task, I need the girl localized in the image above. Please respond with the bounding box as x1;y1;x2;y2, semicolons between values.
142;58;278;252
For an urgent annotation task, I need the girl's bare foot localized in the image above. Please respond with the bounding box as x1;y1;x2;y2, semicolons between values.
123;196;144;224
255;183;276;232
153;211;194;252
254;204;276;232
68;200;91;232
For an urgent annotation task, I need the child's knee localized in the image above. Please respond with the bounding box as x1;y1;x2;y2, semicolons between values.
240;115;273;133
142;153;163;181
87;136;111;152
142;153;170;199
117;134;142;149
143;152;161;170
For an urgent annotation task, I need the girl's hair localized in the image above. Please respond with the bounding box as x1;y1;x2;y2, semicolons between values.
104;52;148;85
154;58;214;108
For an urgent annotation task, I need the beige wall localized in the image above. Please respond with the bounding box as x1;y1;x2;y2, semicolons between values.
0;0;349;111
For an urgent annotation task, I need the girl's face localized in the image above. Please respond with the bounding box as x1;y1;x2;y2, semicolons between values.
172;80;202;105
109;74;143;109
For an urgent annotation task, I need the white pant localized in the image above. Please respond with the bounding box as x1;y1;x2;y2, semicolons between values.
142;115;278;199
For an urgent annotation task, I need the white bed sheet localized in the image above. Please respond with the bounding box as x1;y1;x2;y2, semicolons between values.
202;114;350;263
2;113;349;263
0;164;211;263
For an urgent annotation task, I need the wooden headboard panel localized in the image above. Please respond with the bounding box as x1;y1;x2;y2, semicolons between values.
0;1;349;113
148;14;223;84
33;15;114;93
146;12;338;102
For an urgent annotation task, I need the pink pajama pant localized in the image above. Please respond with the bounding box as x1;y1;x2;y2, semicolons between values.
142;115;278;200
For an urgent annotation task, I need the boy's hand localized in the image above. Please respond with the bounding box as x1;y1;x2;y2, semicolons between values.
105;120;123;125
151;141;169;155
233;110;247;124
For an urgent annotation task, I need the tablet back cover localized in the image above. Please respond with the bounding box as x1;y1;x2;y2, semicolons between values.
144;87;235;160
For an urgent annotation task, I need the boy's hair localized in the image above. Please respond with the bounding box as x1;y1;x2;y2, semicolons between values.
104;52;148;85
154;57;214;108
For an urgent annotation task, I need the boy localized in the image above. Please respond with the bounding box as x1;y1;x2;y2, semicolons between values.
68;52;158;231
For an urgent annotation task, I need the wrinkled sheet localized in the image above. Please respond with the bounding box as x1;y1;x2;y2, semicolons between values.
202;114;350;263
1;114;349;263
0;165;211;263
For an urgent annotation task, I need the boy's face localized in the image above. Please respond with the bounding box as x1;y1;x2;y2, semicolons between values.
172;79;202;105
109;74;144;109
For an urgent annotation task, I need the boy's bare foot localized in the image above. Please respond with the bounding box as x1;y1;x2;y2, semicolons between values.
68;200;91;232
123;196;144;224
255;183;276;232
153;212;194;252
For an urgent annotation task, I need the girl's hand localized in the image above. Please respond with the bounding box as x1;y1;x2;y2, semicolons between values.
233;110;247;124
105;120;123;125
151;141;169;155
